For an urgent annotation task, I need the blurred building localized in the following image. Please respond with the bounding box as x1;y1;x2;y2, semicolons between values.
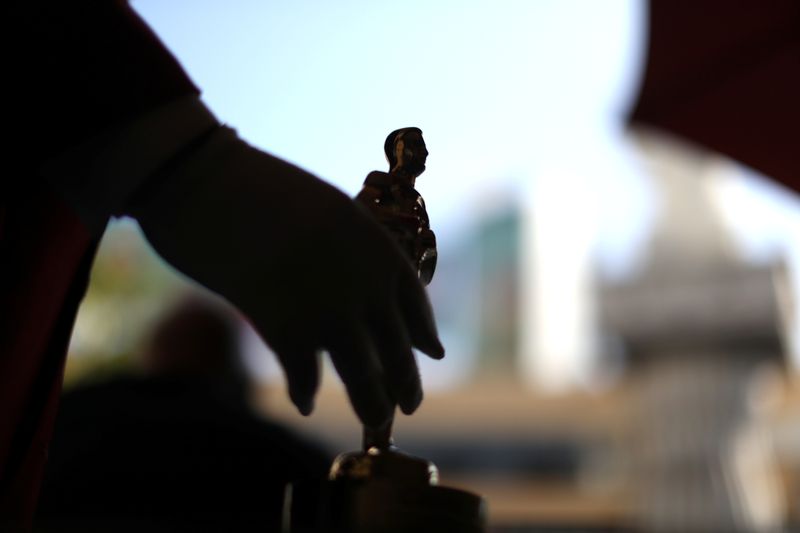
599;132;792;532
430;204;521;381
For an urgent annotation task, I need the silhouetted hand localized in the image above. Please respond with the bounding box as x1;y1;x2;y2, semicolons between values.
128;127;444;429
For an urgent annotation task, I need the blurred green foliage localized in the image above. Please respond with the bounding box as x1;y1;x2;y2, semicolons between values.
64;219;198;388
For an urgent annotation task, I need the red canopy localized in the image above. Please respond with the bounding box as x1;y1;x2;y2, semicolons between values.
629;0;800;193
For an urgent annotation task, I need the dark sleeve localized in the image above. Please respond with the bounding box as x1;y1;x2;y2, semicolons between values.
14;1;199;163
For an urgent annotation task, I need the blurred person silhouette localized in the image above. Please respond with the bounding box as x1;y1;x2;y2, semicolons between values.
139;293;249;402
2;1;443;527
36;293;331;531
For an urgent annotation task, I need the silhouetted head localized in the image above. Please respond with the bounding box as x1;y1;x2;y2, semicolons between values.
384;127;428;179
142;294;245;388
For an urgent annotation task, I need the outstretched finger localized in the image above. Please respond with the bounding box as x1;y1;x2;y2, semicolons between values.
397;270;445;360
272;339;321;416
367;306;422;415
327;323;394;429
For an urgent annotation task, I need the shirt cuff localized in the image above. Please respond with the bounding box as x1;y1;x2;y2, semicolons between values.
39;95;219;236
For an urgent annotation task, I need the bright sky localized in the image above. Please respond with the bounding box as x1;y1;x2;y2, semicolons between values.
132;0;800;374
132;0;646;240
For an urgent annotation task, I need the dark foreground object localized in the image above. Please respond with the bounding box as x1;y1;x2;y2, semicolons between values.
36;376;331;532
286;446;487;533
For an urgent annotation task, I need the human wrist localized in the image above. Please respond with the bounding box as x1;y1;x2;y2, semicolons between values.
39;95;218;236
